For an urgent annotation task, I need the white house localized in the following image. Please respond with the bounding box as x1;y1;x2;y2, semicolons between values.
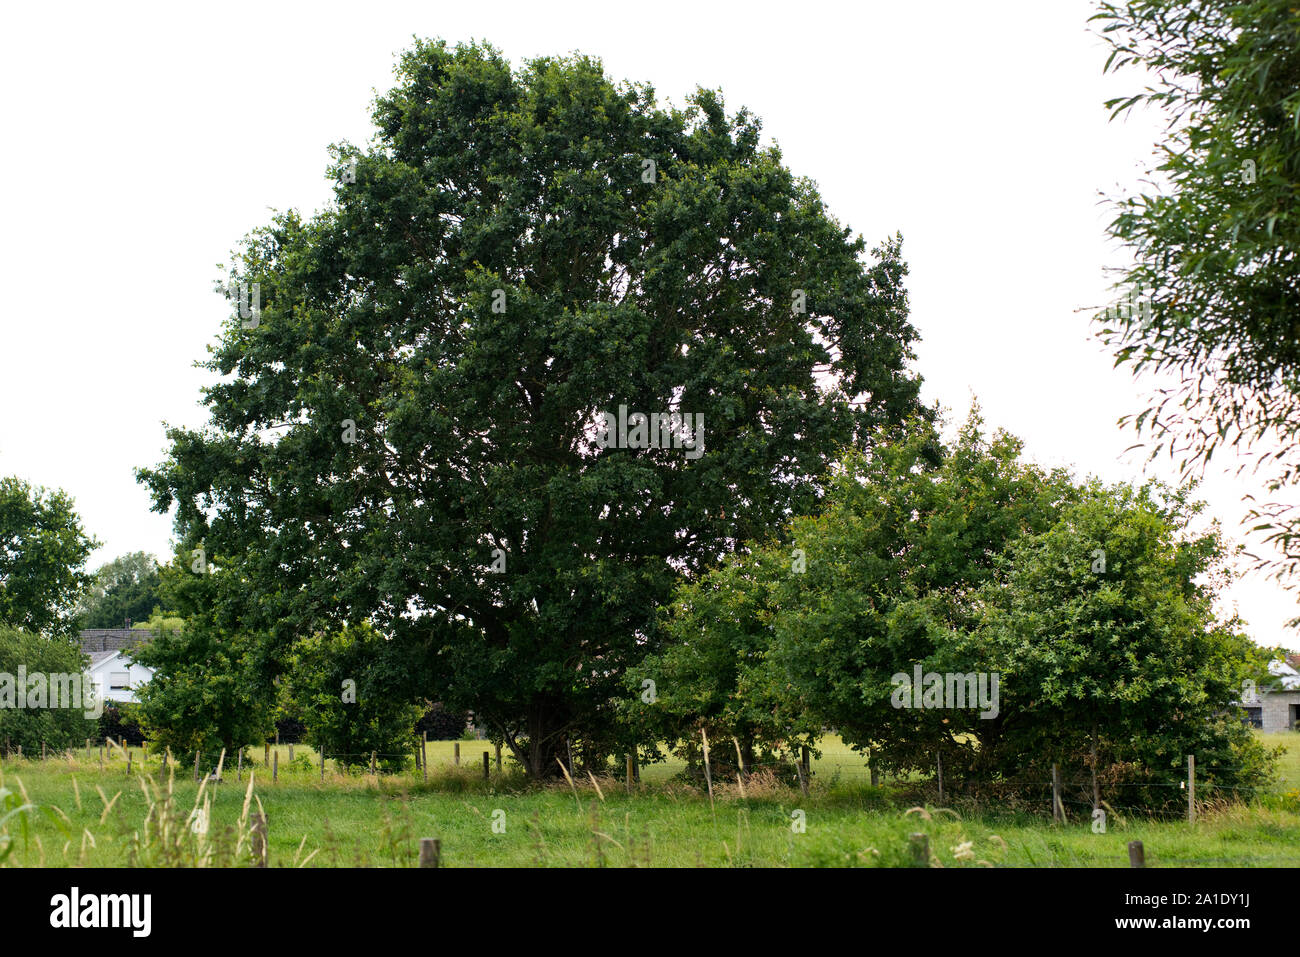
79;629;154;705
1239;655;1300;732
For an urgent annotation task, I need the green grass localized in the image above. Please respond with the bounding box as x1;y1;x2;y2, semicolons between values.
2;733;1298;867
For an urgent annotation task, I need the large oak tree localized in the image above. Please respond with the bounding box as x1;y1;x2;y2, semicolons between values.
139;39;929;777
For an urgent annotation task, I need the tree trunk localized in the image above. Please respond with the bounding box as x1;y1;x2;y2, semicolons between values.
518;698;570;779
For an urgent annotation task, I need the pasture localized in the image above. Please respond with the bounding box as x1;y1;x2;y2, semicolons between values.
1;734;1297;867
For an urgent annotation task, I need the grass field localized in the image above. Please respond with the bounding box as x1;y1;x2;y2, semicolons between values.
1;734;1297;867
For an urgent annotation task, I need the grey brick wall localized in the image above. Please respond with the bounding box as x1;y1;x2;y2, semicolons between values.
1261;691;1300;733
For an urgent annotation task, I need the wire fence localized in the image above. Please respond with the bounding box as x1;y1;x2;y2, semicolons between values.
3;739;1300;868
5;739;1299;809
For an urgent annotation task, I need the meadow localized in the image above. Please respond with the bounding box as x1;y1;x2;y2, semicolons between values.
1;734;1297;868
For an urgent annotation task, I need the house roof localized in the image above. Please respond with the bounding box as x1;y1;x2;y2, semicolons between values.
1268;658;1300;691
79;629;154;655
86;650;118;667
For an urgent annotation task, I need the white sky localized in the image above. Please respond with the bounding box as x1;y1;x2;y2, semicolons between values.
2;0;1296;650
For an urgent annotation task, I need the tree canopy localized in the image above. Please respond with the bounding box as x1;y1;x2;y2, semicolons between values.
1093;0;1300;611
137;39;930;777
0;476;97;637
640;412;1276;804
74;551;166;630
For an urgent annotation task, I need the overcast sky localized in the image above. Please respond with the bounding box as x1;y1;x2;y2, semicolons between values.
3;0;1296;649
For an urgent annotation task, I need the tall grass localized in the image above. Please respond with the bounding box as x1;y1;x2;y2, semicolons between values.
0;733;1295;867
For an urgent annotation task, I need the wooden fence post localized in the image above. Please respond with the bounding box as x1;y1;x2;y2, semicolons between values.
85;738;90;760
1090;731;1101;814
370;751;377;776
288;743;294;763
264;742;269;767
1187;754;1195;824
419;837;440;868
909;832;930;867
453;742;460;767
701;730;715;806
626;754;633;792
273;750;278;783
194;750;200;782
801;745;810;780
483;751;490;780
237;750;242;782
41;741;46;761
1128;840;1145;868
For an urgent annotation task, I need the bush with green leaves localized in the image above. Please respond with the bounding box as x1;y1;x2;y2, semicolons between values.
958;482;1278;805
282;623;423;773
130;617;272;773
415;704;468;741
98;701;145;747
763;411;1079;779
0;625;97;754
650;410;1278;809
627;545;821;779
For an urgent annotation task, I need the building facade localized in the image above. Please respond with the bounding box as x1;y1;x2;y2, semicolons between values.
79;629;154;705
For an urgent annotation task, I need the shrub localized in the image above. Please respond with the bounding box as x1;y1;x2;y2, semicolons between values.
282;623;423;773
415;704;468;741
273;715;306;744
98;701;145;747
0;626;97;754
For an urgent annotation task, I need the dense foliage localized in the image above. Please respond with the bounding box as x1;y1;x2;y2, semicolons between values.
137;39;929;776
1093;1;1300;611
0;477;97;637
281;623;423;772
0;625;97;754
416;704;469;741
75;552;166;630
98;701;146;748
638;413;1277;806
129;563;272;771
